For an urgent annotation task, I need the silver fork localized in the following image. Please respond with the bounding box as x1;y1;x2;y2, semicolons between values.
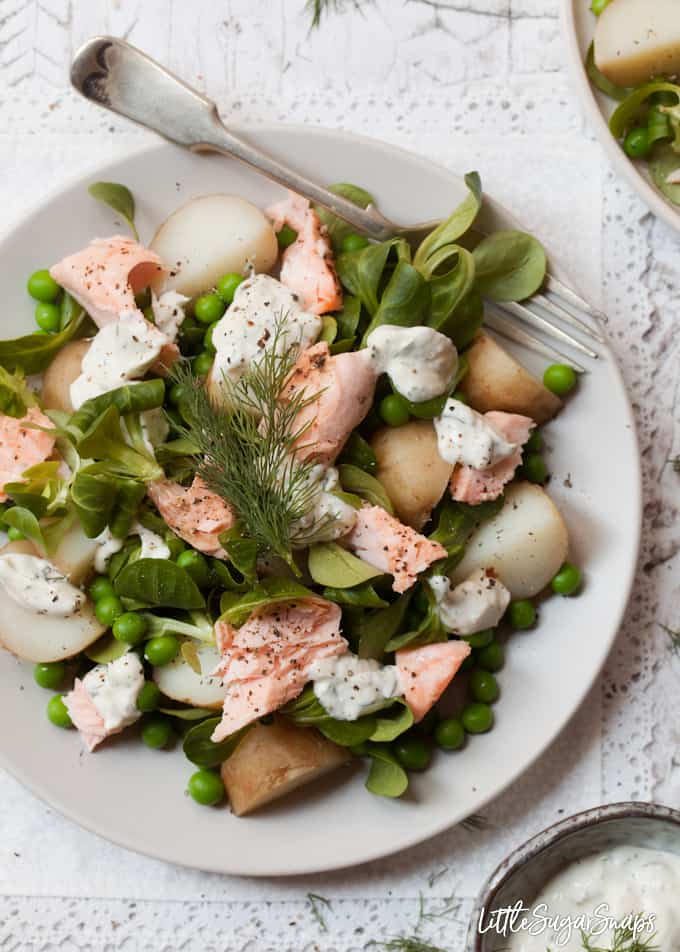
70;36;604;370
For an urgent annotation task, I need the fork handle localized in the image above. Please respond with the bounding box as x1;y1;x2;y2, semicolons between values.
70;36;396;241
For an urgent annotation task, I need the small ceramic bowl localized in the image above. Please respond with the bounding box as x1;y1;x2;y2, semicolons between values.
466;802;680;951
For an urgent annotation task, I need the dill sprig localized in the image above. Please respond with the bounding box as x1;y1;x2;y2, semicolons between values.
579;920;659;951
170;323;321;567
307;892;331;931
306;0;370;29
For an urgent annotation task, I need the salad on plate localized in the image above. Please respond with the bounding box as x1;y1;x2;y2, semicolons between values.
0;172;582;815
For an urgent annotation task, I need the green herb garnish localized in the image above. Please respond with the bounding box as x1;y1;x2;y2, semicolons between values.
88;182;139;240
305;0;369;29
307;893;331;931
579;920;659;951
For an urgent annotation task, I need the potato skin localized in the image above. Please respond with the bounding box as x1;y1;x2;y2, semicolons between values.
450;481;569;599
460;333;561;425
221;717;351;816
41;339;91;413
371;421;453;529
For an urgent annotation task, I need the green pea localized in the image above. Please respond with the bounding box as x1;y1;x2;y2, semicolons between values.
94;594;125;627
341;232;370;253
524;429;543;453
168;383;186;407
166;536;187;560
435;717;465;751
469;669;500;704
145;635;179;667
203;323;217;352
379;393;410;427
393;735;432;772
476;640;505;672
590;0;611;14
6;527;25;541
88;576;116;602
136;681;162;713
27;269;61;303
509;599;536;630
523;453;549;485
34;661;66;690
216;272;245;303
543;363;577;396
194;293;226;325
176;549;211;588
452;390;468;405
187;768;225;806
112;611;148;645
276;226;298;251
35;302;61;333
551;562;582;596
462;702;494;734
141;713;173;749
464;628;494;649
47;694;72;729
623;127;651;159
192;351;214;377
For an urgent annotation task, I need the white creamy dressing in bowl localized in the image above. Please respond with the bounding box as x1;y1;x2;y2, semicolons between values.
310;652;401;721
82;652;144;732
363;324;457;403
288;464;357;545
434;397;519;470
429;568;510;635
505;845;680;951
0;554;84;616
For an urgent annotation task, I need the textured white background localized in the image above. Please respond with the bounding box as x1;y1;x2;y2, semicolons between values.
1;0;680;949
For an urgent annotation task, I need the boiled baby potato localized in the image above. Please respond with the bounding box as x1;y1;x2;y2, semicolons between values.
460;333;562;425
594;0;680;88
50;519;101;587
151;194;278;297
41;339;90;413
221;717;351;816
153;642;226;710
371;421;453;529
450;481;568;599
0;539;105;662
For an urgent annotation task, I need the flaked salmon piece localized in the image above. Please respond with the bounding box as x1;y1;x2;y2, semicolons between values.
0;407;56;502
450;411;534;505
63;679;109;752
344;505;447;594
211;597;347;741
396;641;471;722
147;475;235;558
280;341;377;464
49;236;168;329
267;192;342;315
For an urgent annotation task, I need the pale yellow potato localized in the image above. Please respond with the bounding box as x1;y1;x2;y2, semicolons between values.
450;481;569;599
150;194;278;298
0;540;105;662
594;0;680;88
153;642;226;710
41;339;91;413
221;718;351;817
371;421;453;529
460;333;562;424
51;519;101;587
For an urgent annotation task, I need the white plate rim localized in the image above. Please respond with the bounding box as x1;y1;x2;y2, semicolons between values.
560;0;680;236
0;125;643;875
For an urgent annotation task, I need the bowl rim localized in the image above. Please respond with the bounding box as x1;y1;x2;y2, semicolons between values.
466;801;680;951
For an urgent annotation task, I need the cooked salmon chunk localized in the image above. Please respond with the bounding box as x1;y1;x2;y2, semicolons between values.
280;341;377;464
450;411;534;505
344;505;447;593
147;475;235;558
50;236;168;328
0;407;56;502
211;597;347;741
267;192;342;315
396;641;471;722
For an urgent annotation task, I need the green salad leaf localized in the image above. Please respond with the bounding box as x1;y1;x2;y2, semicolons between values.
0;309;89;375
433;290;484;351
649;144;680;206
220;577;318;628
362;261;431;342
320;316;337;344
70;379;165;434
282;688;412;748
335;294;362;342
143;611;214;643
384;591;445;653
77;405;163;482
114;559;206;609
413;172;482;273
358;742;409;798
585;43;630;101
317;717;377;747
0;367;37;418
159;707;214;721
314;183;374;247
370;699;414;743
338;463;393;513
88;181;139;240
356;591;413;660
426;246;476;330
429;497;503;554
307;542;383;588
610;82;680;139
3;506;46;550
338;431;377;473
108;479;146;539
322;581;389;608
472;231;546;302
71;468;119;538
337;238;409;316
183;718;250;768
223;538;258;583
85;634;129;664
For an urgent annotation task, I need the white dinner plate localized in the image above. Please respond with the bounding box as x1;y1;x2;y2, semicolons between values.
0;127;641;875
561;0;680;234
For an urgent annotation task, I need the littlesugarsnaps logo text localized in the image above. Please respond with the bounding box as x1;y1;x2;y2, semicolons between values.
478;901;657;946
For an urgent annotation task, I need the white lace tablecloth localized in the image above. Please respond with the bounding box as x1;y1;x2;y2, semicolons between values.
1;1;679;948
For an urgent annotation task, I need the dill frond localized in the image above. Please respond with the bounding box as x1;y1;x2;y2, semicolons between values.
170;323;322;566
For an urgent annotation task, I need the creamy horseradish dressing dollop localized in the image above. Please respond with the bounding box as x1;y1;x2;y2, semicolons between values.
151;290;189;340
504;846;680;951
289;465;357;545
0;554;84;616
434;397;519;469
70;312;169;408
310;653;401;721
94;523;171;574
81;652;144;733
211;274;322;387
364;325;458;403
429;568;510;635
